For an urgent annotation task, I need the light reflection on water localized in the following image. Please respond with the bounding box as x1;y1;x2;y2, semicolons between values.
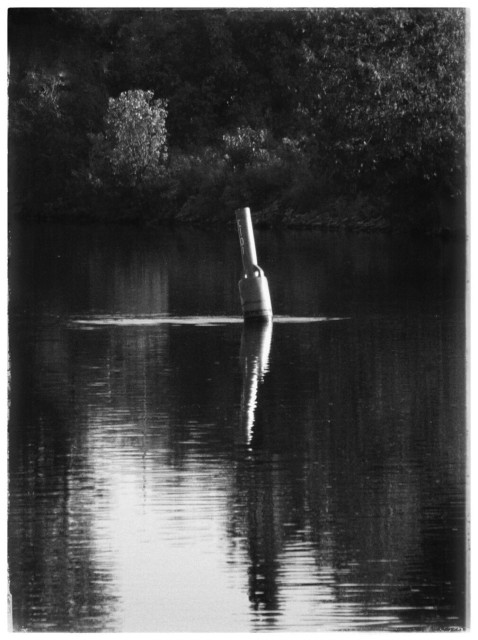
70;314;346;326
240;322;273;446
9;224;467;631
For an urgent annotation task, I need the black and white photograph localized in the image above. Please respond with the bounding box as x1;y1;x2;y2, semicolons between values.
7;2;469;632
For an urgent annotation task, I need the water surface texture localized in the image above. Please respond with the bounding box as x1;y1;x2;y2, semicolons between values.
9;223;467;631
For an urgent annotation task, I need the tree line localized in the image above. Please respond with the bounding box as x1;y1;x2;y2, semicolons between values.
8;8;466;232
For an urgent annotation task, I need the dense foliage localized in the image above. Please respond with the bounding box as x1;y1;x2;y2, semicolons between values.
90;90;168;187
8;8;467;232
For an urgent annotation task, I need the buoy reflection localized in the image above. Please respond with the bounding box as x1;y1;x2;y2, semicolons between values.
239;321;273;446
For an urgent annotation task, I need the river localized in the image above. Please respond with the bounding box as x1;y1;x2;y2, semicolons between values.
8;222;467;631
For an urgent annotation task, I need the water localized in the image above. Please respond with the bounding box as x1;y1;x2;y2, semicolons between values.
8;222;467;631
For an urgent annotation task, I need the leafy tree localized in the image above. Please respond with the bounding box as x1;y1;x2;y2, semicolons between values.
8;8;466;230
297;9;466;204
105;9;308;147
222;126;271;170
8;9;108;211
90;89;168;187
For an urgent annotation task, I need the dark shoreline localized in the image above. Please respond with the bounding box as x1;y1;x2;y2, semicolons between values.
8;196;467;241
10;207;466;239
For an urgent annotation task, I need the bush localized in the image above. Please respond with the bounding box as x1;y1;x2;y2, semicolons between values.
90;89;168;188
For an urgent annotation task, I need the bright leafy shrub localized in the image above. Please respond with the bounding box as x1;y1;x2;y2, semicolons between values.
90;89;168;187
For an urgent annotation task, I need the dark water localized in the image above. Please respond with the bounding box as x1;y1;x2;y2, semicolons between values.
8;222;467;632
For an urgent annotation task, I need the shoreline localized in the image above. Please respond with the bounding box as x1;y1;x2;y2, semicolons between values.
10;207;466;239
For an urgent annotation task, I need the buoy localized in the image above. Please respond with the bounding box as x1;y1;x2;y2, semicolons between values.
235;207;273;322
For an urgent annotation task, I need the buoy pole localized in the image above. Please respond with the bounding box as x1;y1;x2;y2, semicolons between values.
236;207;273;322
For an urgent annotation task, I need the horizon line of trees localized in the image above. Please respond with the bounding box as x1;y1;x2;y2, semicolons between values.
8;8;467;232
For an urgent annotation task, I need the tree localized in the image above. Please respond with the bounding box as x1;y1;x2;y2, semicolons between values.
298;9;466;205
8;8;109;211
8;8;466;229
90;89;168;187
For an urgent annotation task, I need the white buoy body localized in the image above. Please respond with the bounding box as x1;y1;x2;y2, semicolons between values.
236;207;272;321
